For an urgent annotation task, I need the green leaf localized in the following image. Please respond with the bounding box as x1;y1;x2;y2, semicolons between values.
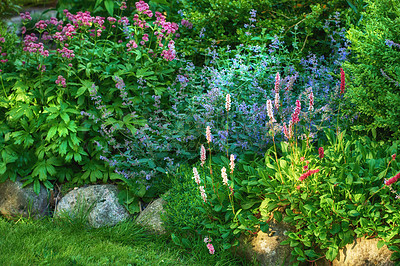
33;179;41;195
46;126;58;141
260;222;269;233
273;211;282;222
377;240;385;249
326;246;339;261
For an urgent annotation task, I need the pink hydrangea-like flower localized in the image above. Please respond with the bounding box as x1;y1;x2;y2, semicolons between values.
225;93;231;112
55;75;67;87
267;99;276;123
200;145;206;167
120;1;127;10
221;167;228;186
385;172;400;186
193;167;201;185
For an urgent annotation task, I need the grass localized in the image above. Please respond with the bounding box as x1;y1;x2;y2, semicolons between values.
0;215;252;266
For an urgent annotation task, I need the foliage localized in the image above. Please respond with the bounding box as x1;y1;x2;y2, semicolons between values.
0;0;21;19
162;165;206;232
0;1;180;206
258;129;400;264
167;0;357;63
344;0;400;138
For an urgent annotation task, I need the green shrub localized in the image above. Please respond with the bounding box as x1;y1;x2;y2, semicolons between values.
344;0;400;138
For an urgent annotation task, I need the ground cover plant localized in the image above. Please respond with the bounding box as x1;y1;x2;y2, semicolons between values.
0;0;400;265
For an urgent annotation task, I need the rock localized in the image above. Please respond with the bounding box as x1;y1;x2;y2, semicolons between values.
238;221;295;266
331;237;394;266
55;184;129;228
136;197;166;234
0;178;49;219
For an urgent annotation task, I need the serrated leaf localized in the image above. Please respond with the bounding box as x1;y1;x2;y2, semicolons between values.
46;126;58;141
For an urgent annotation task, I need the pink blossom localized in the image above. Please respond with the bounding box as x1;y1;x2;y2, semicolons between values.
266;99;276;123
229;154;235;174
392;154;396;161
206;126;212;143
385;172;400;186
291;100;301;124
318;147;324;159
193;167;201;185
126;40;138;51
199;186;207;202
221;167;228;186
207;243;215;254
120;1;127;10
181;19;193;29
225;93;231;112
274;91;280;110
299;169;320;181
340;68;345;94
200;145;206;167
55;75;67;87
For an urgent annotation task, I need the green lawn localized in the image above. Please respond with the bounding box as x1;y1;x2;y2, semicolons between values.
0;216;252;266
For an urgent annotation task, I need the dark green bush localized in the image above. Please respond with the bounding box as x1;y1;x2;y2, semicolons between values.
344;0;400;138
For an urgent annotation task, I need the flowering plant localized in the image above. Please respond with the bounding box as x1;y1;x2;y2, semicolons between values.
0;1;181;204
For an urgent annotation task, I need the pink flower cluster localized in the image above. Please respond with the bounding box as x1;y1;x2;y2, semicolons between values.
35;20;48;30
200;145;206;167
121;1;127;10
154;12;179;36
20;12;32;20
385;172;400;186
299;169;320;181
291;100;301;124
221;167;228;185
57;46;75;59
23;34;49;57
193;167;201;185
309;89;314;111
283;122;293;140
55;75;66;87
126;40;138;51
318;147;324;159
204;237;215;254
136;0;153;17
266;99;276;123
340;68;345;94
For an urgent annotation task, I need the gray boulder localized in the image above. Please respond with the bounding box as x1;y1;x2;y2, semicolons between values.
136;197;166;234
55;184;129;228
238;221;295;266
332;237;394;266
0;178;49;219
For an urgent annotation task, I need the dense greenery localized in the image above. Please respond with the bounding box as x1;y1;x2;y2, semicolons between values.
344;0;400;138
0;0;399;264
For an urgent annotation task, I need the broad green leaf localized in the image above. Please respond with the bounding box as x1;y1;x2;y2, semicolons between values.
104;0;114;16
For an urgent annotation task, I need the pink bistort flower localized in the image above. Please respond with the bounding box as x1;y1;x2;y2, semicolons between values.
385;172;400;186
221;167;228;186
229;154;235;174
266;99;276;123
206;126;212;143
200;145;206;167
207;243;215;254
225;93;231;112
193;167;200;185
340;68;345;94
